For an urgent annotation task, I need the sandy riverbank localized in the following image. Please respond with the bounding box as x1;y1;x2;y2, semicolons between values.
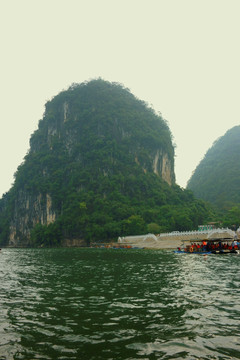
114;238;186;250
118;229;237;250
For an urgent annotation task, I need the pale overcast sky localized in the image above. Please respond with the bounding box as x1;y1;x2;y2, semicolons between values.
1;0;239;196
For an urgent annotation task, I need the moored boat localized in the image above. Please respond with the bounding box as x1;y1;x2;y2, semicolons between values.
174;238;240;255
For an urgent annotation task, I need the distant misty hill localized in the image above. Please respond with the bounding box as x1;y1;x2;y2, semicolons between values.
0;79;211;247
187;125;240;210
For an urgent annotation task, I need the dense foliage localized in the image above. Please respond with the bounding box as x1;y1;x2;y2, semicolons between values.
187;126;240;212
0;79;213;246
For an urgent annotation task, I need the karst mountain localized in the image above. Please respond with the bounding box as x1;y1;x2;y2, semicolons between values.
187;125;240;211
0;79;211;246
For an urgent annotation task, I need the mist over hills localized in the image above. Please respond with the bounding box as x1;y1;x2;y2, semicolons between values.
187;125;240;211
0;79;212;247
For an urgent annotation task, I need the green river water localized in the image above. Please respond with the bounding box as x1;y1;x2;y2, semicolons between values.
0;248;239;359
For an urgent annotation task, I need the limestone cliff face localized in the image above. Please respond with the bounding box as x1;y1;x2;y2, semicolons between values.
135;149;174;185
152;150;174;186
9;192;56;246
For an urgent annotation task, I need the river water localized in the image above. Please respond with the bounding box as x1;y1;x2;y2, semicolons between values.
0;248;239;359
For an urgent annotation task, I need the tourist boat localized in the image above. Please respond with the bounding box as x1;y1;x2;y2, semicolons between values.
174;238;240;254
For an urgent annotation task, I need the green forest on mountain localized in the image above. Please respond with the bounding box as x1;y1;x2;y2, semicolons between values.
187;126;240;229
0;80;216;246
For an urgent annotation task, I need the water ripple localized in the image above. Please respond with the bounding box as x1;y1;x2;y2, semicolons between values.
0;248;239;359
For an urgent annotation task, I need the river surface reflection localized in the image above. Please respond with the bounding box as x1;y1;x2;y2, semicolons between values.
0;248;239;359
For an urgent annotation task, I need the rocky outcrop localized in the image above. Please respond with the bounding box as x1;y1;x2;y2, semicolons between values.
61;238;87;247
152;150;174;185
9;191;56;246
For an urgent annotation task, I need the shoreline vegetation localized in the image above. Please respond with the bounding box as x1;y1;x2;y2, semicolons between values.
4;228;237;250
2;238;183;250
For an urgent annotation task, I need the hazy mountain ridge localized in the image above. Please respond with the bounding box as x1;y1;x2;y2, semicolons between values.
187;125;240;210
